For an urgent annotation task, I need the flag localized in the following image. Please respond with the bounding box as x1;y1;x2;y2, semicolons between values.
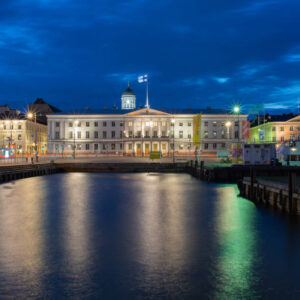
248;103;264;114
138;75;148;83
242;120;249;138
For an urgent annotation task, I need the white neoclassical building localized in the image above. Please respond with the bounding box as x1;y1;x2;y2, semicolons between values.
47;106;248;156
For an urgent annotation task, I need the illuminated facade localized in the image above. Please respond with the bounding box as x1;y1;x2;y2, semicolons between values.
121;83;136;110
0;119;48;154
47;107;248;156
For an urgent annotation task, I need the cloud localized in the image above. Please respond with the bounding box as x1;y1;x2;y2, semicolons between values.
213;77;230;84
284;54;300;62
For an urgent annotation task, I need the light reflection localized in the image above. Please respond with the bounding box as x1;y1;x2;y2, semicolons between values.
61;173;92;275
0;179;45;296
213;185;258;298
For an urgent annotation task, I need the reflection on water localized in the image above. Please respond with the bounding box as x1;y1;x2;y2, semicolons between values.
0;173;300;298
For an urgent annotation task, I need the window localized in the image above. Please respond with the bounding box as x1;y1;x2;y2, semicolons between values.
94;122;98;127
77;121;81;127
129;131;133;138
290;126;294;131
85;144;90;150
213;143;217;149
212;121;217;127
77;144;82;150
86;122;90;127
298;127;300;131
103;121;107;127
128;121;133;127
291;134;295;140
234;131;239;138
162;131;166;137
221;130;225;138
69;132;73;139
152;121;157;127
111;143;116;150
86;131;90;138
102;144;106;150
55;122;60;127
221;122;225;126
3;125;6;130
234;121;239;126
18;124;22;130
18;134;22;140
120;143;123;150
179;122;183;126
272;137;276;142
170;143;174;150
120;131;123;138
272;127;276;131
94;144;98;150
179;144;184;150
120;121;124;127
145;121;150;127
137;131;142;138
112;121;115;127
103;131;107;138
153;131;158;137
280;126;284;131
112;131;115;138
204;121;208;126
145;131;149;137
213;131;217;137
179;131;183;138
204;143;208;149
94;131;98;138
188;133;192;139
55;132;60;139
188;122;192;126
162;121;166;127
162;144;166;150
221;143;225;148
77;131;81;138
280;136;284;142
128;143;133;150
69;122;73;127
204;131;208;138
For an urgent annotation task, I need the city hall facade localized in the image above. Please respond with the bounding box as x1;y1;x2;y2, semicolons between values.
47;86;248;156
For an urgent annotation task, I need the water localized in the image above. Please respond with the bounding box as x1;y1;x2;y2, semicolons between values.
0;173;300;299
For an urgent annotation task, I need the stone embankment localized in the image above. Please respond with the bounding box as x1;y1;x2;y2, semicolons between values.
0;163;59;183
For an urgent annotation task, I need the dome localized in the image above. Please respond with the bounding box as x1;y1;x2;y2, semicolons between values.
122;82;135;96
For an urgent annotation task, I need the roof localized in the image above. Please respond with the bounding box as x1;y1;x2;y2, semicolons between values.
49;107;235;116
122;87;135;96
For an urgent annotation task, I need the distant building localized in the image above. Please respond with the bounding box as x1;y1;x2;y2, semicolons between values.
249;114;300;143
0;104;20;118
121;83;136;110
29;98;61;124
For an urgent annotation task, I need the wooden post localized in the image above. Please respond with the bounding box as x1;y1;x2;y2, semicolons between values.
288;172;296;213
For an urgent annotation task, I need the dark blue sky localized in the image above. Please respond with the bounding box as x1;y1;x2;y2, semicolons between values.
1;0;300;113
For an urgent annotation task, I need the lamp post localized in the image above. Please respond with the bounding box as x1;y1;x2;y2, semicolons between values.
27;112;38;161
171;119;175;163
225;121;232;152
150;121;153;154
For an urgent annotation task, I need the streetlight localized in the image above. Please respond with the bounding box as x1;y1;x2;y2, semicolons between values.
149;121;153;154
171;119;175;163
225;121;231;152
27;112;38;161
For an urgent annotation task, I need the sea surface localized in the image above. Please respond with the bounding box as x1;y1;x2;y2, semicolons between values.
0;173;300;299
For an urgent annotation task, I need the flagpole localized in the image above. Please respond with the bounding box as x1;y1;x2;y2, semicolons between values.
146;78;149;108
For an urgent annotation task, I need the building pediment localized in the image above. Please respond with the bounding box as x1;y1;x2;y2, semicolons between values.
125;108;169;116
287;115;300;122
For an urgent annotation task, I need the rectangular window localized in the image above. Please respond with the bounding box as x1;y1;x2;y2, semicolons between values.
281;136;284;142
3;125;6;130
94;144;98;150
128;143;133;150
179;122;183;126
128;121;133;127
188;133;191;139
179;131;183;138
137;131;141;138
94;122;98;127
69;122;73;127
162;121;166;127
272;127;276;131
86;122;90;127
94;131;98;138
18;124;22;130
112;121;115;127
103;121;107;127
221;122;225;126
204;121;208;126
213;143;217;149
102;144;106;150
188;122;192;126
77;131;81;139
221;143;225;148
162;131;166;137
212;121;217;127
55;122;60;127
77;144;82;150
234;131;239;138
86;131;90;138
280;126;284;131
120;131;123;138
162;144;166;150
55;132;60;139
179;144;184;150
204;143;208;149
103;131;107;138
129;131;133;138
272;137;276;142
221;130;225;138
111;143;115;150
120;121;124;127
120;143;123;150
290;126;294;131
153;131;158;137
213;131;217;137
145;131;149;137
69;132;73;139
18;134;22;140
204;131;208;138
112;131;115;138
85;144;89;150
234;121;239;126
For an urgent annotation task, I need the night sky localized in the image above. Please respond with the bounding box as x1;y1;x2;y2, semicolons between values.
1;0;300;113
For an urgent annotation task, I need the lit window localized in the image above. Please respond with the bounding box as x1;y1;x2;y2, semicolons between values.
204;121;208;126
179;122;183;126
290;126;294;131
162;121;166;127
179;131;183;138
188;122;192;126
128;121;133;127
212;121;217;126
